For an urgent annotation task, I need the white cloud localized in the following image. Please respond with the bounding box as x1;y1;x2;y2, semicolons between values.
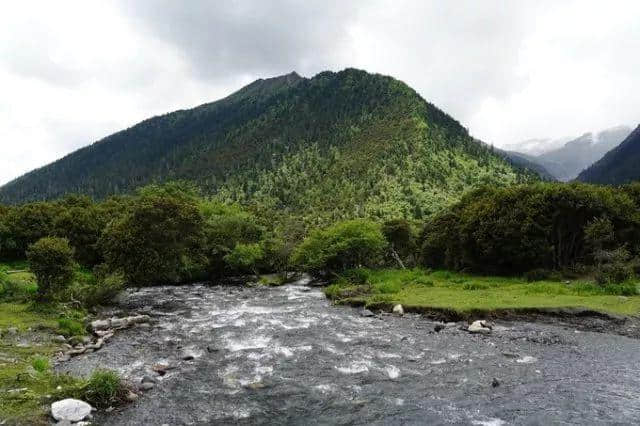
0;0;639;185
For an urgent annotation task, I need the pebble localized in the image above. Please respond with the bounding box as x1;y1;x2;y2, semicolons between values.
361;309;375;318
139;382;155;391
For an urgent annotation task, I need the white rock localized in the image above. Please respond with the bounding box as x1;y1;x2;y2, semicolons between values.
392;304;404;316
90;319;110;331
110;318;127;328
51;398;92;422
468;320;492;335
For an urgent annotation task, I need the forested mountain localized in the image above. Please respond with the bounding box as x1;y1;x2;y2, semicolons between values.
0;69;534;225
577;125;640;184
505;126;632;182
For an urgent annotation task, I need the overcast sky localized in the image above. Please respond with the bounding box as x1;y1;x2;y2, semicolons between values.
1;0;639;185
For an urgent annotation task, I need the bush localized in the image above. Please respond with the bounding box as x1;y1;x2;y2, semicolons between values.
99;188;204;286
462;282;489;291
201;201;264;277
382;219;416;266
83;370;126;408
57;318;86;337
524;269;552;282
292;219;387;275
223;243;264;275
31;356;50;373
27;237;75;301
594;247;635;285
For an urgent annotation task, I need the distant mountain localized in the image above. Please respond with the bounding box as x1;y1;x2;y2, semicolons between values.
497;150;555;181
577;125;640;184
506;126;632;182
0;68;534;223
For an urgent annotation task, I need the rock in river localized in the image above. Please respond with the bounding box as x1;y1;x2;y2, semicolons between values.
51;398;93;422
392;304;404;316
468;320;492;335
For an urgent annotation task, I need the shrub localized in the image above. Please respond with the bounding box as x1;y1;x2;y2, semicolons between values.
99;188;204;286
382;219;416;266
223;243;264;275
31;356;50;373
27;237;75;301
291;219;387;275
524;269;552;282
462;282;489;291
594;247;634;285
57;318;86;337
83;370;126;408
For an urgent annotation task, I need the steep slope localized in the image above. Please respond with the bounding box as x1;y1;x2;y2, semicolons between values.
0;69;534;223
577;125;640;184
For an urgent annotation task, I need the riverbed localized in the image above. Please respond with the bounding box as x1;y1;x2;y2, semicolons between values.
59;280;640;425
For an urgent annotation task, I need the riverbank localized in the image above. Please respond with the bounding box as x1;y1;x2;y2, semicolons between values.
325;268;640;336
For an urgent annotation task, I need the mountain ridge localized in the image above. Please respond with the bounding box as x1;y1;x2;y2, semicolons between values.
0;68;534;224
577;125;640;184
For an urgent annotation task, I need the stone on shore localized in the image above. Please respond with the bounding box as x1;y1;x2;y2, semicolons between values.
51;398;92;422
392;304;404;316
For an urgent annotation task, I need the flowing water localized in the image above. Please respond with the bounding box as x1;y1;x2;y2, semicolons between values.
59;279;640;425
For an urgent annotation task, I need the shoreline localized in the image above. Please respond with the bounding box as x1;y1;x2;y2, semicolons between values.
335;297;640;339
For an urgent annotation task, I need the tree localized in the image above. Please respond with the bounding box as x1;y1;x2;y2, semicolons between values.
291;219;387;275
224;243;264;275
201;200;264;277
382;219;416;268
99;187;204;286
27;237;75;301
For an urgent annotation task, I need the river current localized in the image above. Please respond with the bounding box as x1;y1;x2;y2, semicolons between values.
59;279;640;425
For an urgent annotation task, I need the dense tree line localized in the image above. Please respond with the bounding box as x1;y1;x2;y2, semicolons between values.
420;182;640;279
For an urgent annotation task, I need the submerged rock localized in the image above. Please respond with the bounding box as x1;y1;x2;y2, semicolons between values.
468;320;492;335
361;309;375;318
393;304;404;316
492;377;500;388
51;398;92;422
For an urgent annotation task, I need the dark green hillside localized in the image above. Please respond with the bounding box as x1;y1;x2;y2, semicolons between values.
577;125;640;184
0;69;534;224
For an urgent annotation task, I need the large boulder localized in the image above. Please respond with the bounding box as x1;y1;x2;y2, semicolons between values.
51;398;92;422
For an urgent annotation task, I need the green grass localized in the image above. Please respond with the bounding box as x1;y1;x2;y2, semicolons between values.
84;370;126;408
326;268;640;316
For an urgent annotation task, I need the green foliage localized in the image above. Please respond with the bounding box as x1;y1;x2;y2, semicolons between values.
57;318;86;337
100;188;204;286
420;183;640;274
27;237;75;301
594;247;635;285
83;370;126;408
224;243;264;274
291;219;387;274
30;356;50;373
201;200;264;277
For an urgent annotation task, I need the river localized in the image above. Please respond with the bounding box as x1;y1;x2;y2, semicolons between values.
59;279;640;425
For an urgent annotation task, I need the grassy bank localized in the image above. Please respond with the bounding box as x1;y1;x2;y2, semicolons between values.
0;303;89;424
325;268;640;317
0;263;127;424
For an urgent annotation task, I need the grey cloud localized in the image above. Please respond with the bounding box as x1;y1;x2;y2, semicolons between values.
116;0;362;82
